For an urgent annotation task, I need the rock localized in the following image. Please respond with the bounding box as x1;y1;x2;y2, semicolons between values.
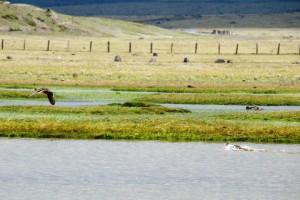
183;57;189;63
215;58;225;63
149;58;156;63
114;55;121;62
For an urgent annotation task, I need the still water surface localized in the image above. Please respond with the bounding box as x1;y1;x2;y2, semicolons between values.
0;139;300;200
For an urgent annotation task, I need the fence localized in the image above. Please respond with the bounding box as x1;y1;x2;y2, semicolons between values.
1;38;299;55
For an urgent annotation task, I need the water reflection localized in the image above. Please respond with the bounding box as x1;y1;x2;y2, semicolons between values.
0;139;299;200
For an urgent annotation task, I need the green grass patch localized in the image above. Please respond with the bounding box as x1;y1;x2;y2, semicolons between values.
2;88;299;106
217;111;300;123
0;104;299;143
137;93;300;106
0;117;299;143
112;86;297;94
0;102;190;115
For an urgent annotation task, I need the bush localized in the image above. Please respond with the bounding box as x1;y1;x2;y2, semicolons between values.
9;27;22;31
25;18;36;26
1;14;18;20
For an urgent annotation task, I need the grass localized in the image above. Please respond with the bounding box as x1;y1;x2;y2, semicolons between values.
0;102;190;115
0;13;299;143
0;88;148;102
137;93;300;106
1;86;300;106
0;45;299;93
0;3;191;38
0;104;299;143
217;111;300;122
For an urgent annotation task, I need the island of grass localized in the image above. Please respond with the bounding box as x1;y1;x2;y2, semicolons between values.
0;101;299;143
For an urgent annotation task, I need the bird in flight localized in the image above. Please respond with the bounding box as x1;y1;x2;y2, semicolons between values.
30;88;55;105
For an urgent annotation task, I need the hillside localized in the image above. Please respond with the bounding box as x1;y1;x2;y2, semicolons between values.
0;2;190;37
8;0;300;28
9;0;300;16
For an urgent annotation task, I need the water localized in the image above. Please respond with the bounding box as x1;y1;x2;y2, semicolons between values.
1;100;300;112
0;139;300;200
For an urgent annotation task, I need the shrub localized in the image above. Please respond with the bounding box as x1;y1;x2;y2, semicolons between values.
25;18;36;26
1;14;18;20
9;27;22;31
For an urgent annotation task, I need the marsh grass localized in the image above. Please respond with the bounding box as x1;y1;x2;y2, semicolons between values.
112;85;299;94
138;93;300;106
0;88;149;102
217;111;300;122
0;110;299;143
0;34;299;143
0;104;299;143
0;102;190;115
1;87;299;105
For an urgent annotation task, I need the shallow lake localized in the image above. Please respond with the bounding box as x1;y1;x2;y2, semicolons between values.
0;139;299;200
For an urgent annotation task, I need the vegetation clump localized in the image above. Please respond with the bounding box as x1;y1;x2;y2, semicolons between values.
9;27;22;31
0;103;299;143
1;13;18;20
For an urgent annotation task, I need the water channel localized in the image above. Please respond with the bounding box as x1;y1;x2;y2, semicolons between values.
0;139;299;200
1;88;300;112
1;100;300;112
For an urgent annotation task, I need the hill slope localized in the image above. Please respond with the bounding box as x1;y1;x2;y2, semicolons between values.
9;0;300;16
0;2;190;37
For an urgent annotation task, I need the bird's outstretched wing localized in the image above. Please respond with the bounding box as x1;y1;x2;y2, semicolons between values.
30;88;46;96
46;92;55;105
30;88;55;105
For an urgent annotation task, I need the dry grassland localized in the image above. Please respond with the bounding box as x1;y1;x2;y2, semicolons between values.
0;33;299;93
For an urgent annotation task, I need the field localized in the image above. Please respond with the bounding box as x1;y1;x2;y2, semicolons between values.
0;29;300;143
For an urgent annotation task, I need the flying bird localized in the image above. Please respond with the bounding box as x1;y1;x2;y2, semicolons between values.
30;88;55;105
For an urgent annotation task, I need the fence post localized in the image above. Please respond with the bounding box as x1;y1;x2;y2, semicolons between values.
277;43;280;55
67;40;70;51
129;42;132;53
195;43;198;54
171;43;173;54
1;39;4;50
235;43;239;54
89;41;93;52
256;43;258;54
107;41;110;53
23;40;26;50
150;42;153;53
46;40;50;51
218;43;221;54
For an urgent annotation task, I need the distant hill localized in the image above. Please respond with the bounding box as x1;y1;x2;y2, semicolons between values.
9;0;300;15
8;0;300;28
0;2;191;37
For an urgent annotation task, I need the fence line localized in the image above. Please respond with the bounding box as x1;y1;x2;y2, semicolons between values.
0;38;299;55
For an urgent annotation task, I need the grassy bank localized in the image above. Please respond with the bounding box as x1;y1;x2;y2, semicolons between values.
137;93;300;106
0;103;299;143
1;87;300;106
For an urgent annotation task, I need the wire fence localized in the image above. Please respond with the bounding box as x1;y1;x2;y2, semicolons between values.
1;38;299;55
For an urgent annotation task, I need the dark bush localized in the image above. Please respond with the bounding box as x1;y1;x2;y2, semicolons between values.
1;14;18;20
